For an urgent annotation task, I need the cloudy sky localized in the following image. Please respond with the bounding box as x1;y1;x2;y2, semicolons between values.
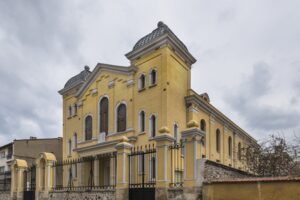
0;0;299;145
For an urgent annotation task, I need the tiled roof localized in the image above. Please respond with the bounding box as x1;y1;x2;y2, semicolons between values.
132;21;188;51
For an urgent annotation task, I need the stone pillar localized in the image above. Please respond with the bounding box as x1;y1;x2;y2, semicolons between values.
35;152;57;200
182;122;204;200
115;136;133;200
153;127;175;200
10;159;28;200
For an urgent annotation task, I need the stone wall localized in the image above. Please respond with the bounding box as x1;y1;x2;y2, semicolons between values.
49;189;115;200
203;159;252;182
0;191;10;200
167;188;184;200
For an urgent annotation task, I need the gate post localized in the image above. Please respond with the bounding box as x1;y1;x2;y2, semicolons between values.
35;152;56;200
153;127;176;200
115;136;133;200
181;121;204;200
11;159;28;200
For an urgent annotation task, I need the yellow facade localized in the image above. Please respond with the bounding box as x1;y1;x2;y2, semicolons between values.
59;22;256;188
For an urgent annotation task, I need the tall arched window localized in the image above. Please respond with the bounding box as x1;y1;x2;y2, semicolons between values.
150;115;156;137
117;104;126;132
100;97;109;135
150;69;157;85
174;124;179;142
139;111;145;132
139;74;146;90
228;137;232;157
68;106;72;117
85;116;93;140
238;142;242;160
200;119;206;132
68;139;72;155
73;133;77;149
216;129;221;153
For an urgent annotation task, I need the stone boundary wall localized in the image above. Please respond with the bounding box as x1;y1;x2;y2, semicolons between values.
168;159;254;200
0;191;10;200
49;189;116;200
203;159;253;182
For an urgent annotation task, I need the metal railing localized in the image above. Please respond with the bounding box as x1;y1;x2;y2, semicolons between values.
169;142;184;188
52;152;117;191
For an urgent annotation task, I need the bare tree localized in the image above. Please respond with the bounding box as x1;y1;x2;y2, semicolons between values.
242;135;300;177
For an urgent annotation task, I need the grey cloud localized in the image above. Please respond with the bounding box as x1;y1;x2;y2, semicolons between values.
224;62;300;132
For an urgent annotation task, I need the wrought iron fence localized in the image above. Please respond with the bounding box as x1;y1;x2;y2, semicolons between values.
0;171;11;191
129;144;156;188
52;152;116;191
169;141;184;187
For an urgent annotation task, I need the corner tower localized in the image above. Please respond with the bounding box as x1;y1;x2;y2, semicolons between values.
127;21;196;134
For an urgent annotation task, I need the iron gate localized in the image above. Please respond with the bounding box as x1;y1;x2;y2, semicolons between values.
129;145;156;200
23;165;36;200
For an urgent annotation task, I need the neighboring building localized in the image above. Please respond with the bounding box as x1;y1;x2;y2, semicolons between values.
0;137;62;191
58;22;257;188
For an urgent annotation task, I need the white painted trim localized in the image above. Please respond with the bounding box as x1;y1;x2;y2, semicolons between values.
138;73;146;90
149;68;158;86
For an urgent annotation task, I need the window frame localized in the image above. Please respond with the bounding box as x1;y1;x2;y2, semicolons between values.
116;103;127;133
216;129;221;153
139;110;146;133
149;114;157;138
149;69;157;86
84;115;93;141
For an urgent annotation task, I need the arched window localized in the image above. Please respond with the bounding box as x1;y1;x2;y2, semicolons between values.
74;104;78;115
150;115;156;137
200;119;206;132
216;129;221;153
174;124;179;142
117;104;126;132
85;116;93;140
139;111;145;132
139;74;146;90
150;69;157;85
100;97;109;135
73;133;77;149
228;137;232;157
68;106;72;117
68;139;72;155
238;142;242;160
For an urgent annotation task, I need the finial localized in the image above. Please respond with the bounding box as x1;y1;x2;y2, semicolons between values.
157;21;165;28
84;65;90;71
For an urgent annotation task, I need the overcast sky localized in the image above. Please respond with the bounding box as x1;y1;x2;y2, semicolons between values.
0;0;299;145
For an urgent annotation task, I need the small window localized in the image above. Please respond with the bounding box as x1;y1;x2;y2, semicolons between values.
73;133;77;149
200;119;206;132
150;115;156;137
139;111;145;132
85;116;93;140
216;129;221;153
68;106;72;117
117;104;127;132
228;137;232;157
174;124;179;143
139;74;146;90
238;142;242;160
150;69;157;85
68;139;72;156
0;166;4;173
74;104;78;115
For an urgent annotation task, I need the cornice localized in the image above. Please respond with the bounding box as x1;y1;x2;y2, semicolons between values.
185;94;256;143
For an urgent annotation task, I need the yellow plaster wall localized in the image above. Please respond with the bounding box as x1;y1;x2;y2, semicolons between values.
203;181;300;200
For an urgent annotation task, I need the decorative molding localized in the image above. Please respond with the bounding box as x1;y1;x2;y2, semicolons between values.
127;79;134;87
108;80;115;88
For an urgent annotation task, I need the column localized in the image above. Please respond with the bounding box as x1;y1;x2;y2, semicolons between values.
94;159;100;186
115;136;133;200
181;126;203;200
153;129;175;200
